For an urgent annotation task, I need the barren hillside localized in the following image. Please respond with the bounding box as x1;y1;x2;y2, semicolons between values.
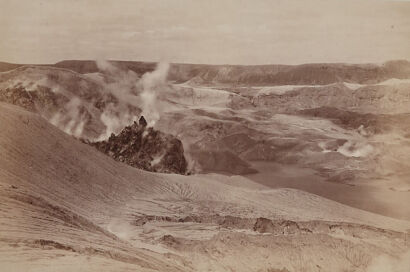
1;102;409;271
2;63;410;219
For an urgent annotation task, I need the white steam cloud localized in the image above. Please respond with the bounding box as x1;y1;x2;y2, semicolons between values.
10;60;171;140
95;59;141;106
337;140;374;158
92;60;140;140
107;218;134;240
95;60;170;140
140;62;170;127
366;250;410;272
97;102;138;141
50;97;87;138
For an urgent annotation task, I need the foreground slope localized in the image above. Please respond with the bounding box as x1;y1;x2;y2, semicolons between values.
0;102;409;271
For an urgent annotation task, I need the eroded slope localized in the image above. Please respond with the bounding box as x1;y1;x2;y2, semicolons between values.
1;103;409;272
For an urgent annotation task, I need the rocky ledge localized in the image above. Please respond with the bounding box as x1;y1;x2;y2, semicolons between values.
89;116;187;174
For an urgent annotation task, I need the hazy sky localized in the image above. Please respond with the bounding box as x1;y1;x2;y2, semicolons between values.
0;0;409;64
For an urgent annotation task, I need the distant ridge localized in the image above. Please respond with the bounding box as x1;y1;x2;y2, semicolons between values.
1;59;410;85
0;61;25;72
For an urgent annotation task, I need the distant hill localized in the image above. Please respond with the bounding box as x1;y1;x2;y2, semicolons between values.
254;81;410;114
54;60;157;76
0;61;24;72
1;59;410;85
54;59;410;85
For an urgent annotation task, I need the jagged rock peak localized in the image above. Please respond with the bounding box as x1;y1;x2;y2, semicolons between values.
139;115;147;127
89;121;187;175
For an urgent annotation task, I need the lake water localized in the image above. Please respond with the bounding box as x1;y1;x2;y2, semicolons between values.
245;161;410;221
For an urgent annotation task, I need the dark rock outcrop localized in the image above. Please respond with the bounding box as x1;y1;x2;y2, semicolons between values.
0;87;36;111
253;218;308;235
139;116;147;127
90;118;187;174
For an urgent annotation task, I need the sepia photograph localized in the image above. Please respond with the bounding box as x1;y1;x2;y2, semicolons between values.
0;0;409;271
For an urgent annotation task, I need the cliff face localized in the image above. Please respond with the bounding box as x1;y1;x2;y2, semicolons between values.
89;117;187;174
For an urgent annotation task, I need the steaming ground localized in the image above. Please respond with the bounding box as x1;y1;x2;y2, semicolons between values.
1;102;409;272
1;63;410;218
0;62;170;140
156;83;410;220
1;61;410;271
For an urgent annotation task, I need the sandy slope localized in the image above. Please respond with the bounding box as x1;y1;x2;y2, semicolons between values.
0;102;409;271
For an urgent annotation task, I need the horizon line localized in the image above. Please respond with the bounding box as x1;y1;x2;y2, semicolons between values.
1;58;409;67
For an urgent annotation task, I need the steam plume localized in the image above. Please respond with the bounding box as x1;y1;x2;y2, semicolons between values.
140;62;170;127
337;140;374;158
95;60;170;140
50;97;86;138
366;250;410;272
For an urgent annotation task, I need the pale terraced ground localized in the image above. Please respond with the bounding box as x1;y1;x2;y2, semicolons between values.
157;83;410;220
0;102;409;272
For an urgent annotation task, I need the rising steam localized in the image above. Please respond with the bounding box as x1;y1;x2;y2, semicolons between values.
140;62;170;127
337;140;374;158
18;59;171;140
95;60;169;140
366;250;410;272
50;97;87;138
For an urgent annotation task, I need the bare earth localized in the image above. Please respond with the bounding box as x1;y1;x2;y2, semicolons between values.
1;102;409;271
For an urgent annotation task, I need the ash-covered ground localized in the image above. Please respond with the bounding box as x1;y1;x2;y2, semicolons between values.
1;60;410;272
